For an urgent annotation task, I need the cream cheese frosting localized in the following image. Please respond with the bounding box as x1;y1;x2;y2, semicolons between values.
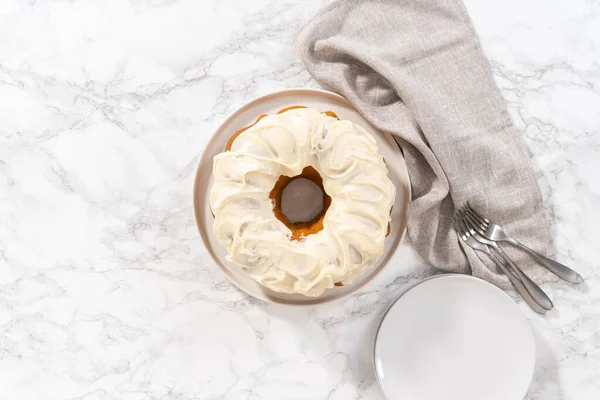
209;108;396;297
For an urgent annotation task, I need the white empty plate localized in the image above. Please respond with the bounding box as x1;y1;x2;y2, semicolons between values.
374;275;535;400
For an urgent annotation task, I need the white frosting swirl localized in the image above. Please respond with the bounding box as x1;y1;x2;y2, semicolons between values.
210;108;395;297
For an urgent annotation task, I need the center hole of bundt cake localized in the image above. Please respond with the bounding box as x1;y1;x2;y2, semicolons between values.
269;166;332;240
281;178;323;223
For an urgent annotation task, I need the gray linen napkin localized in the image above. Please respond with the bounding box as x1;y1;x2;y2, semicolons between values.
295;0;556;287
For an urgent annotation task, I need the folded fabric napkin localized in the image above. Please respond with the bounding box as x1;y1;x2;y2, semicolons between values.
295;0;556;288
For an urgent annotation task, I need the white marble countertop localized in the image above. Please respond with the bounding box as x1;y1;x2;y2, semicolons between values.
1;0;599;399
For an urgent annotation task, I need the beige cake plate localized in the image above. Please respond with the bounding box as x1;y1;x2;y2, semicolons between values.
193;89;411;305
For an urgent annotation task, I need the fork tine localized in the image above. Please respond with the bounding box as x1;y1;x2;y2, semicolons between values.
464;207;487;230
454;212;471;239
462;209;488;236
466;202;490;224
456;208;473;232
456;209;470;232
464;202;485;225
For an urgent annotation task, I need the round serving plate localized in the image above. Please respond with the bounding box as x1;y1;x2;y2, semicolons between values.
374;275;535;400
193;88;411;305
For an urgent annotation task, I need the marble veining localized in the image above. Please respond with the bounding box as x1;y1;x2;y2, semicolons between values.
0;0;598;399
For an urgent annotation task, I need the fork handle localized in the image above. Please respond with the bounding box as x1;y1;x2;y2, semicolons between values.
494;246;554;310
507;239;584;284
487;252;548;314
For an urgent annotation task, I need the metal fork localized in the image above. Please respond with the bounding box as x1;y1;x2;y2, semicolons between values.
465;203;583;284
457;209;554;311
452;215;548;314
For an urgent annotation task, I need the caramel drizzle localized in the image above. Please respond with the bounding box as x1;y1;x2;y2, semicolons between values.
269;166;332;241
